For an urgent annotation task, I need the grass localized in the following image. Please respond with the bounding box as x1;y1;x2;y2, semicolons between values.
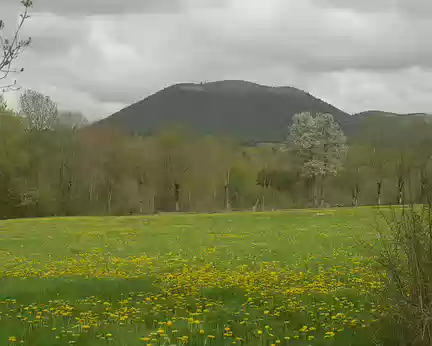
0;208;387;346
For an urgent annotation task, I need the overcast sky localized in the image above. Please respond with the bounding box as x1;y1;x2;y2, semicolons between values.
2;0;432;121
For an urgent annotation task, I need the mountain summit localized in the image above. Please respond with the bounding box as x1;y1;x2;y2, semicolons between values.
96;80;358;142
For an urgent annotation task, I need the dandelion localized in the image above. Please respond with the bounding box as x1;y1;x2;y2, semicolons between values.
299;325;308;332
325;331;335;338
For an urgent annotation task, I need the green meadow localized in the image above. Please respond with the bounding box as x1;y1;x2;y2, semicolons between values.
0;208;388;346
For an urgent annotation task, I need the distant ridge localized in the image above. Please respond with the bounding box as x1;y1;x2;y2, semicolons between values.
95;80;429;142
354;110;432;118
95;80;355;142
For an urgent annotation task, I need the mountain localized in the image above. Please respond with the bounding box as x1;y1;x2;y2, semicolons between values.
95;80;360;142
354;110;432;118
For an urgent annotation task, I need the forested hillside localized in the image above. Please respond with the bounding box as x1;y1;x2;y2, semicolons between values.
95;80;359;142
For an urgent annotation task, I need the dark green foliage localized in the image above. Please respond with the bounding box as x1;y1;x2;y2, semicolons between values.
95;80;357;142
95;81;432;144
257;169;297;192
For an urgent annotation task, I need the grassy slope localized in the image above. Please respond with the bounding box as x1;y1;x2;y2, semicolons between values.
0;208;386;346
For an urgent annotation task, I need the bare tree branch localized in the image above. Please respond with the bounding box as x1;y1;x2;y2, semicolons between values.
0;0;32;93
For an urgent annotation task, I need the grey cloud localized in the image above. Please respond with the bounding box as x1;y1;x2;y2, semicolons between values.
312;0;432;17
24;17;90;56
398;1;432;17
311;0;395;13
188;2;432;73
29;0;228;16
31;0;183;16
310;68;432;114
78;84;147;105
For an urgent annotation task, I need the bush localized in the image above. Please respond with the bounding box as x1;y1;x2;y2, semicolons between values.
378;205;432;346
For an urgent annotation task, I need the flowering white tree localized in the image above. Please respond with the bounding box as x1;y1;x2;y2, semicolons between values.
19;89;58;131
288;112;347;207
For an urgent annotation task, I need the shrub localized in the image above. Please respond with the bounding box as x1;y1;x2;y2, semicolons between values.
378;205;432;346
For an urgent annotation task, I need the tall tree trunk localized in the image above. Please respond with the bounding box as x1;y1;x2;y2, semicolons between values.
224;184;231;210
397;177;404;205
139;200;144;214
376;179;382;206
319;176;325;208
148;190;156;214
66;179;72;215
88;176;94;205
261;169;271;212
312;176;319;208
138;175;145;214
188;190;192;211
352;183;359;207
396;159;405;205
107;188;112;214
174;182;180;212
352;188;356;207
421;170;428;204
253;197;260;212
224;169;231;210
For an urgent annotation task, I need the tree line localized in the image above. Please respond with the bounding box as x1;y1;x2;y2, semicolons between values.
1;89;432;219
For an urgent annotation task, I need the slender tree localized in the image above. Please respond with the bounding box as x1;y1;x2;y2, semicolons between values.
339;146;369;207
